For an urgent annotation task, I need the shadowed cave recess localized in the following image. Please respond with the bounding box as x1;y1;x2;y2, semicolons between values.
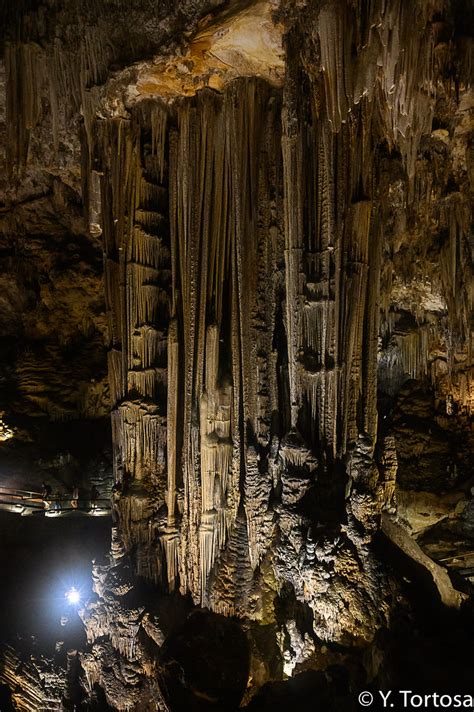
0;0;473;709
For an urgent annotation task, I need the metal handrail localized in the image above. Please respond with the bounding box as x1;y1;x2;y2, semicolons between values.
0;487;110;502
0;487;43;499
0;488;112;516
0;497;111;504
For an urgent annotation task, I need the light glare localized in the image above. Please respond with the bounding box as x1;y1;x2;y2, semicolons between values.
65;587;80;605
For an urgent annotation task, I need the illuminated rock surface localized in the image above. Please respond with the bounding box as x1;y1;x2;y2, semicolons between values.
0;0;473;709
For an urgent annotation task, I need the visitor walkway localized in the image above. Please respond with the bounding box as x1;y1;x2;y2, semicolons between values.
0;487;111;517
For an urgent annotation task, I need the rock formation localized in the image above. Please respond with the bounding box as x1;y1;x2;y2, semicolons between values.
0;0;473;709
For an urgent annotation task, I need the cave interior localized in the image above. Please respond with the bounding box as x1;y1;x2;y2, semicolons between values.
0;0;473;710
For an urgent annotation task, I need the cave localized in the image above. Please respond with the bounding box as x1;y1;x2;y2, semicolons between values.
0;0;473;710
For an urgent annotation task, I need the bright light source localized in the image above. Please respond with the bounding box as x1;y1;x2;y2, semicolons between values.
65;587;81;605
0;416;14;442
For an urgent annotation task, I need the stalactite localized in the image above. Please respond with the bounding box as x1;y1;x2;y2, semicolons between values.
165;316;179;560
129;228;170;269
60;2;472;678
281;80;304;429
129;326;166;371
95;60;390;616
282;63;382;461
5;41;46;171
150;105;168;184
397;327;431;380
438;197;472;350
108;348;124;406
112;402;167;482
318;0;352;132
198;326;233;597
362;215;383;441
91;110;172;586
166;80;283;602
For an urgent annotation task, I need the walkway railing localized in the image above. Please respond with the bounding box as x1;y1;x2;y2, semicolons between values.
0;487;111;517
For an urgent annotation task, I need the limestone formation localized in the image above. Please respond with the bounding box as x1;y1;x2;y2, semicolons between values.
0;0;473;709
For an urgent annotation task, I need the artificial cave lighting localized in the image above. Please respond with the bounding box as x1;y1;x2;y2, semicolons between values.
65;587;81;606
0;416;14;442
